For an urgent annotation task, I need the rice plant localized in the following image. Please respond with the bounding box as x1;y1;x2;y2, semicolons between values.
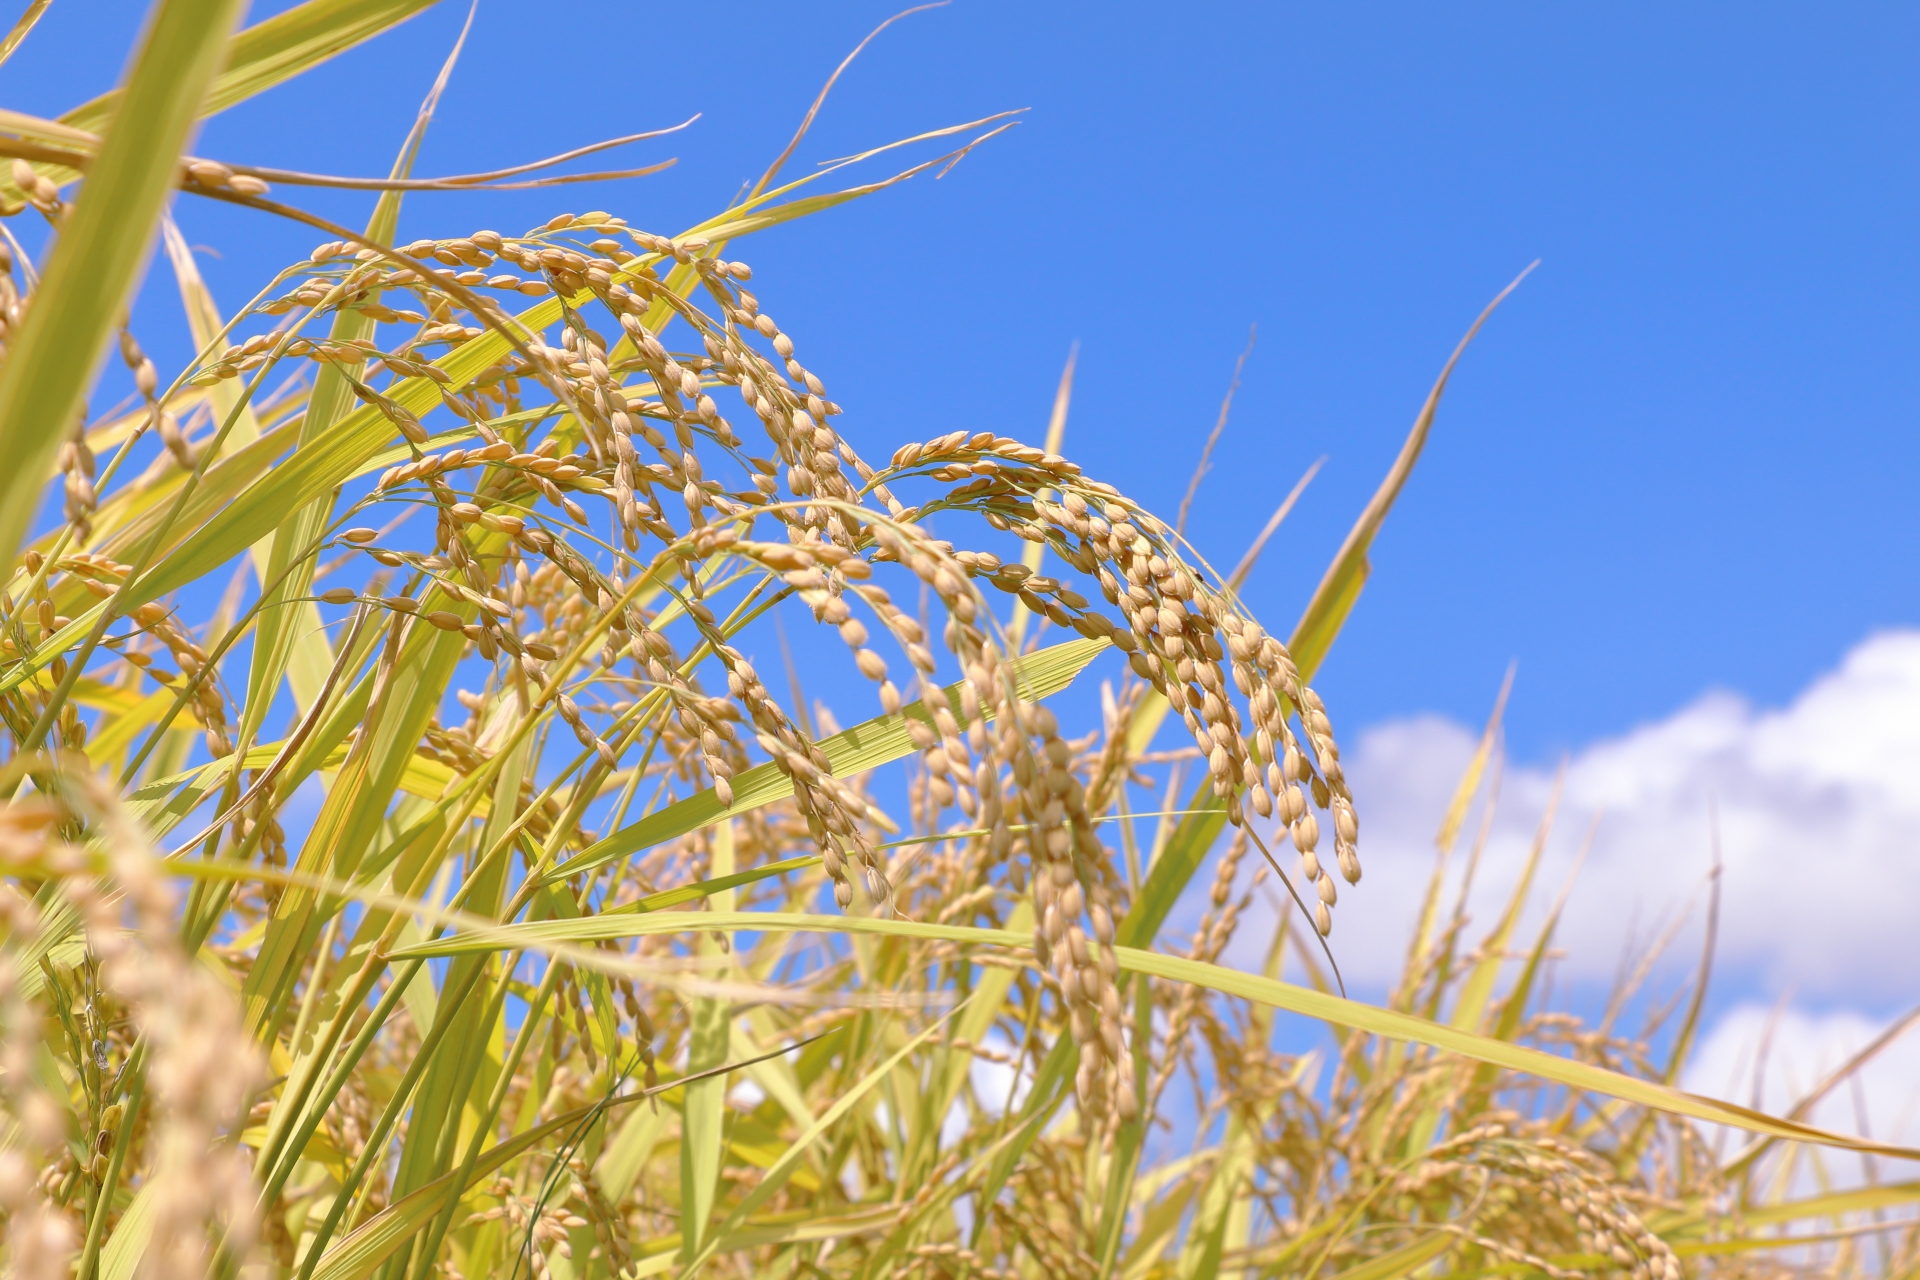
0;4;1913;1278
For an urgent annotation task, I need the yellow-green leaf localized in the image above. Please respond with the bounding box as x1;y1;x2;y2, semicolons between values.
0;0;248;568
393;911;1920;1161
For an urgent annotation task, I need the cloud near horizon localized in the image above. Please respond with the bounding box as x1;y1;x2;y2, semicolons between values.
1261;628;1920;1009
1208;630;1920;1158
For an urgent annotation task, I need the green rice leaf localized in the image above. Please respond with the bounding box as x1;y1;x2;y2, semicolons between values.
63;0;441;135
684;1001;965;1275
0;0;248;568
393;911;1920;1161
1290;268;1532;676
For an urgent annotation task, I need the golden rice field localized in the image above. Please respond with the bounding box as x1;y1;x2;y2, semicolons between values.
0;3;1913;1278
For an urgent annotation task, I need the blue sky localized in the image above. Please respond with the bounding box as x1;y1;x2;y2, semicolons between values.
10;1;1917;761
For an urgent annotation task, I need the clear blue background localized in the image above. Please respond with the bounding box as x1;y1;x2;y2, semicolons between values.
6;1;1916;759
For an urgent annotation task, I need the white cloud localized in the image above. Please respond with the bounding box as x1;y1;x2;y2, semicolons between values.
1685;1003;1920;1177
1689;1005;1920;1189
1198;630;1920;1159
1261;629;1920;1004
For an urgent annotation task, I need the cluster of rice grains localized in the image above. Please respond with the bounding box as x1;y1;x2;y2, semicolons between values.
882;434;1363;923
1382;1126;1684;1280
0;203;1367;1270
0;774;265;1280
262;215;1347;1111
